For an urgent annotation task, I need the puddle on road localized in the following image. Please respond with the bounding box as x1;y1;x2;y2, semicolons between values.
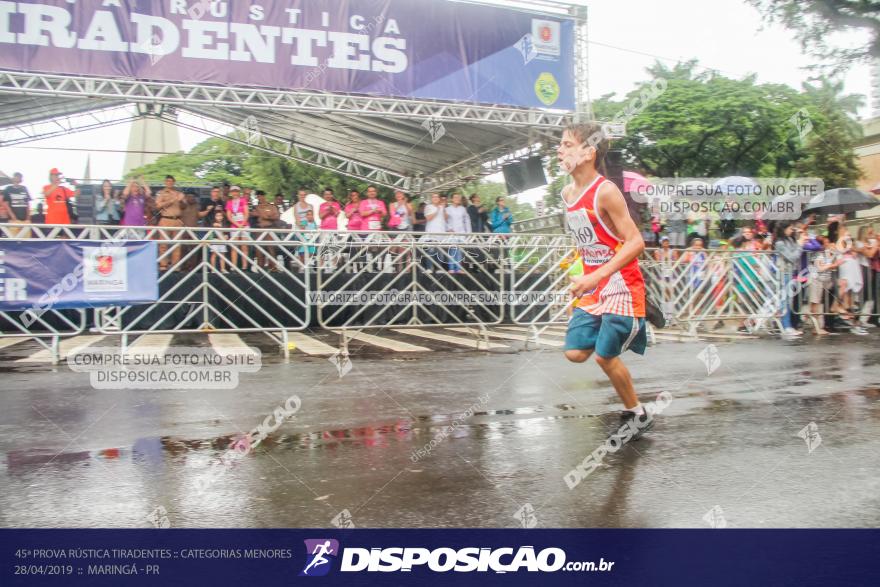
5;385;879;477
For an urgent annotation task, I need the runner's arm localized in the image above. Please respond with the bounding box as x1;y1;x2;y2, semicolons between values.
592;182;645;282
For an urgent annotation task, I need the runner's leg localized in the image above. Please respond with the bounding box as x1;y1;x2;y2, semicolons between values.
593;355;639;410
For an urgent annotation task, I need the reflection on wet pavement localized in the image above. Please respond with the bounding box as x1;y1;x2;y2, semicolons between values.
1;337;879;528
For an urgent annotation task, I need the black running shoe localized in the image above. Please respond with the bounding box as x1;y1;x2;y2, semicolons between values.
614;410;655;443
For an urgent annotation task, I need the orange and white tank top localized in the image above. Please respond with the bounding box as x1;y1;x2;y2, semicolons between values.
565;175;646;318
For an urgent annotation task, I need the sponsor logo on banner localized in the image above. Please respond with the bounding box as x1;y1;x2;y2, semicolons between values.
300;539;339;577
96;255;113;275
83;247;128;292
514;33;538;64
531;19;561;57
535;73;560;106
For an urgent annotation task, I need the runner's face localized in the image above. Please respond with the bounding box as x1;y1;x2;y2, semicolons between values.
558;130;592;175
367;188;377;199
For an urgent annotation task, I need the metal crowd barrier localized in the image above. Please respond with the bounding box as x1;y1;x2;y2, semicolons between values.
641;248;785;333
0;224;96;362
313;231;509;351
792;250;879;332
2;223;821;355
94;225;316;357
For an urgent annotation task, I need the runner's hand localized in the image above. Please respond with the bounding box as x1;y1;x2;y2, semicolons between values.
570;273;600;299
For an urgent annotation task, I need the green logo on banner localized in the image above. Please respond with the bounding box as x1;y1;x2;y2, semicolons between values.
535;73;560;106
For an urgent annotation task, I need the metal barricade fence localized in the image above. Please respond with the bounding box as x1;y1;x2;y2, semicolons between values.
641;248;784;333
315;231;506;334
794;249;880;332
507;234;574;328
93;225;313;355
1;224;800;353
0;224;96;363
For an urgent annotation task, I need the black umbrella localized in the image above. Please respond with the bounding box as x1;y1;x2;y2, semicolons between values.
803;188;879;215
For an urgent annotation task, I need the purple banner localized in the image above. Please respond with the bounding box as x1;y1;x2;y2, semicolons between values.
0;0;575;109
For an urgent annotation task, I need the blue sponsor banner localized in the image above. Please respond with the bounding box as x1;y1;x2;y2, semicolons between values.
0;529;877;585
0;240;158;312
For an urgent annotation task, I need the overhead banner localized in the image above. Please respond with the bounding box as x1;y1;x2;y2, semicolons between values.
0;0;576;110
0;240;158;312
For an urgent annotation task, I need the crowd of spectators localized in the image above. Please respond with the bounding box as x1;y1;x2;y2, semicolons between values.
1;169;519;274
0;170;517;236
650;213;879;337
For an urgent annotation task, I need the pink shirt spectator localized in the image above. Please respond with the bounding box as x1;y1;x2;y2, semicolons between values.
319;201;342;230
345;202;363;231
358;199;387;231
226;198;249;228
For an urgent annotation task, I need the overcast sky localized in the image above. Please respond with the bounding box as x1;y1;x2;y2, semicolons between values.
1;0;872;202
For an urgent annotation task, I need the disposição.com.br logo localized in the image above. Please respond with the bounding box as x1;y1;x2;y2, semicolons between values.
299;540;611;575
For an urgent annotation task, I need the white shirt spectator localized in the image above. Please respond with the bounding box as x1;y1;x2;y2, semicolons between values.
839;253;863;293
424;204;446;234
856;240;871;268
445;205;472;233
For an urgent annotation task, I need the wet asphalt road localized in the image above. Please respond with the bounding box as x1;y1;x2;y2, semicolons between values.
1;331;879;529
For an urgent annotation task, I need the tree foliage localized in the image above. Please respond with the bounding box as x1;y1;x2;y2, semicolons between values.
794;79;864;188
747;0;880;72
125;134;378;197
126;134;532;213
593;61;862;187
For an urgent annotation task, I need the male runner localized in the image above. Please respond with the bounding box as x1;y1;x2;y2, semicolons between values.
558;123;653;440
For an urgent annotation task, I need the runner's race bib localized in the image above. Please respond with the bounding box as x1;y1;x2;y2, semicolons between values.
368;220;381;230
566;208;598;248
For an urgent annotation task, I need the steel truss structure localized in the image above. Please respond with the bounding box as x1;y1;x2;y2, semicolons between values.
0;71;573;128
0;2;588;193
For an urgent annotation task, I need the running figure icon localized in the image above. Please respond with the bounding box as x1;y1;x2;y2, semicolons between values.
303;540;335;575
